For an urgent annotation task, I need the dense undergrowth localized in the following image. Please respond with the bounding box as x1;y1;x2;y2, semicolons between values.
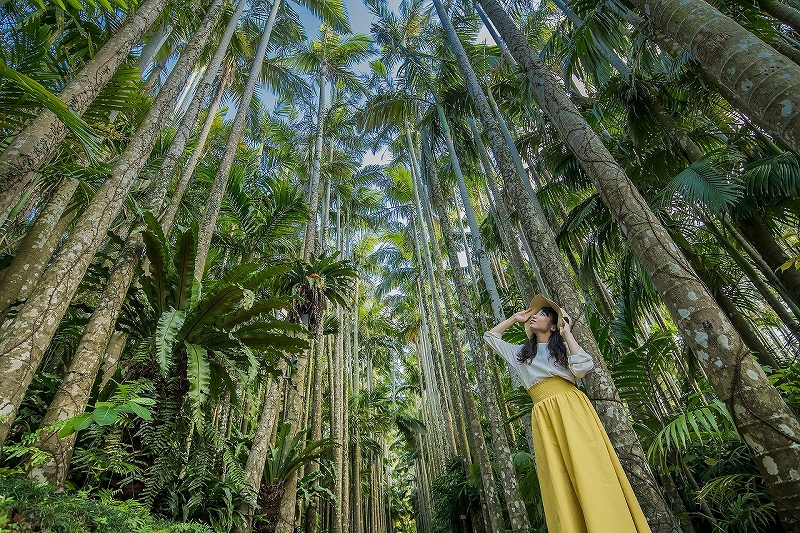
0;478;212;533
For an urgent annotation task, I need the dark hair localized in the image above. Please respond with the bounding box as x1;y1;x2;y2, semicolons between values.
516;306;568;368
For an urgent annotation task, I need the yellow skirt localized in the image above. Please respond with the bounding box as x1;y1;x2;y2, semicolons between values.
528;377;652;533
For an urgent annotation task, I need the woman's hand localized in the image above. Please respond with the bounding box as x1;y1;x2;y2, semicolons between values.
559;318;572;337
512;309;533;323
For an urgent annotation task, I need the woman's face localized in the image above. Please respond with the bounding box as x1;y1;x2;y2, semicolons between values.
528;307;557;336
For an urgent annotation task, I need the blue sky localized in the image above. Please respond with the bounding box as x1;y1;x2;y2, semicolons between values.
289;0;495;165
296;0;400;41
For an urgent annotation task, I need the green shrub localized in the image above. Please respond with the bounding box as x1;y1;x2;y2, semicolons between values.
0;478;213;533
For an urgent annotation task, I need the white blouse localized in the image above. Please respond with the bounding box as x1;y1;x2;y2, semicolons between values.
483;331;595;389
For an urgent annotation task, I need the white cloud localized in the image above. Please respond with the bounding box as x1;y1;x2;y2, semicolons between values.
362;146;391;167
474;25;496;46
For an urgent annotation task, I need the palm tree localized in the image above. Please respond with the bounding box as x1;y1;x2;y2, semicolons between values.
476;0;800;527
269;252;357;533
426;2;683;531
290;25;373;260
0;0;168;225
26;0;251;486
419;123;530;533
193;0;297;280
0;0;228;446
626;0;800;156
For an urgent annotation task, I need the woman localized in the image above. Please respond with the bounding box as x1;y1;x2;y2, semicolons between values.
484;294;651;533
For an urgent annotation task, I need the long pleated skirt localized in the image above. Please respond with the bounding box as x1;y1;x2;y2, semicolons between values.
527;377;652;533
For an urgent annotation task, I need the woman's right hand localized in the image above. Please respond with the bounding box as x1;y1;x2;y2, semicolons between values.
512;309;532;323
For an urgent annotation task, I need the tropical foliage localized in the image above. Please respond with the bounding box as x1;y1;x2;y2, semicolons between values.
2;0;800;532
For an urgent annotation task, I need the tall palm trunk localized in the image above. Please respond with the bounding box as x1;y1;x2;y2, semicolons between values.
435;1;684;531
160;66;229;232
339;280;352;533
0;178;79;312
630;0;800;155
413;241;458;455
235;364;285;533
156;0;246;206
302;73;328;261
420;129;525;533
757;0;800;31
478;0;800;528
195;0;281;279
0;0;226;446
0;0;168;224
304;328;326;533
275;320;321;533
352;425;363;533
26;2;246;484
467;115;535;302
737;216;800;301
331;306;345;533
405;128;472;459
435;104;504;322
136;23;173;74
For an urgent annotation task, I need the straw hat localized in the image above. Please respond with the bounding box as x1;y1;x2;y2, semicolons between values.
524;294;570;338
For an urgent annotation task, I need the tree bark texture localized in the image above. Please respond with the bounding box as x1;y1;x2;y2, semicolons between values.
0;0;169;222
419;136;506;532
446;1;684;530
303;74;328;261
27;237;141;484
195;0;281;279
630;0;800;155
155;0;246;212
160;69;228;232
235;370;284;533
421;121;530;532
0;178;79;312
24;0;247;485
303;326;325;533
0;0;226;445
479;0;800;528
435;104;504;323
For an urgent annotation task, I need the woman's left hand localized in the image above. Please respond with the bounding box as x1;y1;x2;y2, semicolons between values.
559;320;572;337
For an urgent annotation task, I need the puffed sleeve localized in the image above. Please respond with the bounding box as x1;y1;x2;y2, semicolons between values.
568;348;595;379
483;331;523;369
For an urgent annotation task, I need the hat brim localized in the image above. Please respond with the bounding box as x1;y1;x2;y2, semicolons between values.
524;294;566;338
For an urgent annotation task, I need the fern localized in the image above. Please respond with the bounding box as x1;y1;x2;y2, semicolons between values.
186;343;211;413
156;309;185;377
648;399;737;465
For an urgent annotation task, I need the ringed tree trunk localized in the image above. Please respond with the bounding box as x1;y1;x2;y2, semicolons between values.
274;319;323;533
135;23;173;74
758;0;800;34
194;0;282;280
435;1;684;531
478;0;800;528
0;0;169;224
434;103;504;323
406;126;472;458
630;0;800;155
25;0;247;485
736;216;800;304
156;0;247;212
467;115;535;303
0;178;79;313
235;366;285;533
303;322;326;533
302;73;328;261
421;127;526;533
330;306;345;533
417;137;508;531
0;0;227;446
160;65;230;232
